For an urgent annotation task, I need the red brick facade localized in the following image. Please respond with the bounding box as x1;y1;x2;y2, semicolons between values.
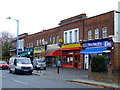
11;10;119;70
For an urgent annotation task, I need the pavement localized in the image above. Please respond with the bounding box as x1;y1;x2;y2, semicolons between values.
33;67;119;89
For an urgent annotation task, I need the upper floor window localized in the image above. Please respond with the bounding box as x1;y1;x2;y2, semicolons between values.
70;31;72;43
42;39;44;45
29;42;31;48
64;28;79;44
27;43;28;48
102;27;107;38
75;30;78;42
56;35;59;43
39;39;41;45
88;30;92;40
49;37;51;44
37;40;38;46
95;28;99;39
53;36;55;44
31;41;33;47
65;32;67;44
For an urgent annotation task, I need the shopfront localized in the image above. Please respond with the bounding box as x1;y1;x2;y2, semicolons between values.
61;43;81;68
80;39;112;70
45;44;60;67
34;47;45;59
39;44;60;67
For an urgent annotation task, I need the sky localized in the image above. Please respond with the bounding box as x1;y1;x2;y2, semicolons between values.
0;0;120;37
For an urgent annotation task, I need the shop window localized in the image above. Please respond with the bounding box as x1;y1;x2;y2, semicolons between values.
67;52;73;54
74;52;78;54
66;56;69;64
70;56;73;65
62;56;66;64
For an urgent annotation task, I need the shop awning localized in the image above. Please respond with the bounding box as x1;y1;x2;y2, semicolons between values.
46;50;60;56
39;50;48;56
39;50;60;57
80;47;107;54
19;52;28;56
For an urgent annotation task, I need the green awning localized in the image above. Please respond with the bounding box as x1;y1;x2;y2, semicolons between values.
19;52;28;56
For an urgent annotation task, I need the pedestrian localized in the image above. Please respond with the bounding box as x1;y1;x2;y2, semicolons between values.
57;59;61;74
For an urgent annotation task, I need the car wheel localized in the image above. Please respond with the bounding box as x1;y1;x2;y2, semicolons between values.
44;67;46;70
9;68;12;73
30;72;32;75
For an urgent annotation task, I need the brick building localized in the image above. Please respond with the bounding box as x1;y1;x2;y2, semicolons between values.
9;33;28;56
11;10;120;71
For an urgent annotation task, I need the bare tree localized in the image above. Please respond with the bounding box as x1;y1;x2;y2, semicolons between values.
0;31;15;59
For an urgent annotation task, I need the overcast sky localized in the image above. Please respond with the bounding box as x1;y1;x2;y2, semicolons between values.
0;0;119;37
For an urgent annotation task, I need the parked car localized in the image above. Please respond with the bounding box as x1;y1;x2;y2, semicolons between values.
0;61;8;70
33;59;46;70
9;56;33;74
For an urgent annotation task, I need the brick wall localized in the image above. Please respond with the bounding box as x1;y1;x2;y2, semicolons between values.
84;11;114;40
24;26;61;48
111;43;120;70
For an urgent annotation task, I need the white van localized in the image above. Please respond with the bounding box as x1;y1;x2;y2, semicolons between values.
33;59;46;70
9;56;33;74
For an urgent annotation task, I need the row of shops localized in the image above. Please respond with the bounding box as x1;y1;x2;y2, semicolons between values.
10;38;113;69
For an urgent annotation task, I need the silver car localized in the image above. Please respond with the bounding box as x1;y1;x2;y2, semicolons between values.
33;59;46;70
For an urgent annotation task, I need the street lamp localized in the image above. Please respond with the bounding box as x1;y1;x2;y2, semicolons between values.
7;17;19;56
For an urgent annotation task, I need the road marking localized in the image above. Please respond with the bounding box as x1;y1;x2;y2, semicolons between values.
0;75;7;78
13;79;28;85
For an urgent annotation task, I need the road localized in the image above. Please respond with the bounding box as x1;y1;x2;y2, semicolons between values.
1;70;100;89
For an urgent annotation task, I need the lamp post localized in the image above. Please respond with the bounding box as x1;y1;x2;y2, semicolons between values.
7;17;19;56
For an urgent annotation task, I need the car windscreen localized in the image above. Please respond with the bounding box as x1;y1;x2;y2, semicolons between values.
37;59;45;63
0;61;7;64
16;58;31;64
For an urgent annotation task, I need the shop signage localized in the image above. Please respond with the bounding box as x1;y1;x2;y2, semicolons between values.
47;44;60;50
62;43;81;49
18;49;24;54
25;48;33;52
83;41;112;47
58;39;63;43
34;47;45;53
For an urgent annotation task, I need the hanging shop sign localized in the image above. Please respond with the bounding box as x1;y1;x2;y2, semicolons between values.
58;39;63;43
34;47;45;53
62;43;81;49
83;41;112;48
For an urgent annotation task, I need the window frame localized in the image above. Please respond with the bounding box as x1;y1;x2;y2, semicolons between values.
102;27;107;38
95;28;99;39
88;30;92;40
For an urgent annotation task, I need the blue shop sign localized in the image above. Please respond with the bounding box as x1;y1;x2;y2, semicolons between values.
25;48;33;53
83;41;112;47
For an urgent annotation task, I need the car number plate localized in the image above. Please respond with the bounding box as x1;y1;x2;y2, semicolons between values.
24;70;29;71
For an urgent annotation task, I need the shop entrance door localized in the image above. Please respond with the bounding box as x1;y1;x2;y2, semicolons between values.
75;55;78;67
84;54;89;70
